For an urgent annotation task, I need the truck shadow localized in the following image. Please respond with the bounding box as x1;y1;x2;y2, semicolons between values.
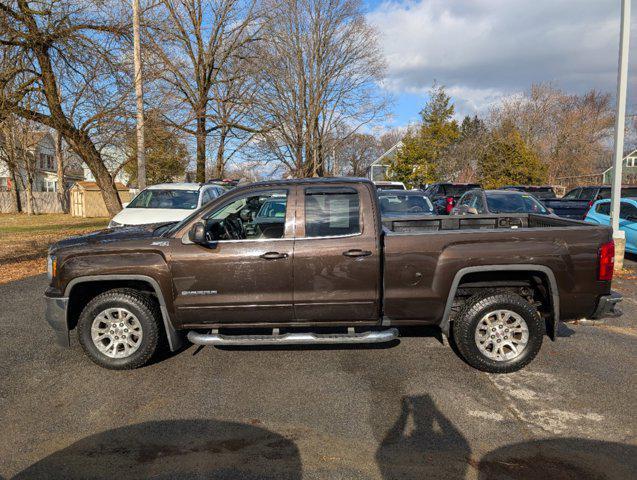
473;437;637;480
12;419;302;480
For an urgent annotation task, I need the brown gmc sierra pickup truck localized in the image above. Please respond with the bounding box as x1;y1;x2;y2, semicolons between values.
45;178;622;372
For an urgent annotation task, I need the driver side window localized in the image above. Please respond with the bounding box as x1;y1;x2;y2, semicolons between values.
204;189;288;241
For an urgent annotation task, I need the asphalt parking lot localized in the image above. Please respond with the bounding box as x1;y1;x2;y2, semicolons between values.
1;268;636;479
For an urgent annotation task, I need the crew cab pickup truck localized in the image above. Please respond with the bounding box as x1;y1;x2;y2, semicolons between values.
543;185;637;219
45;178;622;373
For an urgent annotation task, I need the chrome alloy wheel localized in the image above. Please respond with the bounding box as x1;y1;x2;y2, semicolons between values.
91;308;143;359
474;309;529;361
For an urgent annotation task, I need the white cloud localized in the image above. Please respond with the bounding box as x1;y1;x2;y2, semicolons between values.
368;0;637;115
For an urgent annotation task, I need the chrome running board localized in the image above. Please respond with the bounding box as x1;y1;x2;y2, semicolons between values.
187;328;399;346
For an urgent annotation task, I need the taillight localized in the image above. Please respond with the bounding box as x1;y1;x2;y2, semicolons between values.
445;197;454;213
598;240;615;281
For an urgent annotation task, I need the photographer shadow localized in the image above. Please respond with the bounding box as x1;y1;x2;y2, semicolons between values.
375;394;471;480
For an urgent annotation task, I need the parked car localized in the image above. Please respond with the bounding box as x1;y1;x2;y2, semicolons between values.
378;190;434;221
585;198;637;254
422;182;481;214
500;185;557;200
543;185;637;220
374;181;406;191
452;189;550;216
108;183;226;227
46;178;621;373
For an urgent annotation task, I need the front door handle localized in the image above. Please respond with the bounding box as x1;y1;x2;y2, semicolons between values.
260;251;289;260
342;249;372;257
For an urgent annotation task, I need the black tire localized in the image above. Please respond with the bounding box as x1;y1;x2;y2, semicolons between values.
452;290;544;373
77;288;161;370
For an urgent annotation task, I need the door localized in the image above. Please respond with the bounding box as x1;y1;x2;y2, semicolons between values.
619;201;637;253
293;184;381;322
169;188;295;326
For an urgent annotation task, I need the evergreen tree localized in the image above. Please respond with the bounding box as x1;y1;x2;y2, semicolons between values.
389;84;460;187
478;123;547;188
124;112;189;186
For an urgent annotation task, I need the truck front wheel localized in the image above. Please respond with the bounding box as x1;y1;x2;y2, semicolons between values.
77;289;161;370
452;291;544;373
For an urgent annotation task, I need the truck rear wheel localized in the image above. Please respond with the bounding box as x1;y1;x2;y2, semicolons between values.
452;291;544;373
77;289;161;370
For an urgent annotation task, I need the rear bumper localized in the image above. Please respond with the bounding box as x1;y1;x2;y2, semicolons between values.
590;291;623;319
45;293;70;347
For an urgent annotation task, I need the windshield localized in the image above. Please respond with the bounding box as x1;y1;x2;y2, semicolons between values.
128;189;199;210
486;193;548;214
379;193;433;216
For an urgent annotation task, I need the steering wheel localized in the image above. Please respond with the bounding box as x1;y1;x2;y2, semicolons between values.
409;205;425;213
224;216;245;240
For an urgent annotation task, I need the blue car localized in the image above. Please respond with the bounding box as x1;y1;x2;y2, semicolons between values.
585;198;637;254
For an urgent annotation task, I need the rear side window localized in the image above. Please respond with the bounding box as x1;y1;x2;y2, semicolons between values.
620;202;637;220
442;184;480;197
578;188;597;200
563;188;580;199
305;187;360;237
621;187;637;197
596;202;611;215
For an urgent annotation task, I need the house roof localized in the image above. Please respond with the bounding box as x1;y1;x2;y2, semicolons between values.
370;141;404;166
72;181;129;191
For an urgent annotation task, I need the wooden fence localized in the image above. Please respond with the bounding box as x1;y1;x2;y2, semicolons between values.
0;192;67;214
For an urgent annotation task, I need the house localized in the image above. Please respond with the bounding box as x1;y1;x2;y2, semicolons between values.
367;141;403;181
602;149;637;184
0;131;84;192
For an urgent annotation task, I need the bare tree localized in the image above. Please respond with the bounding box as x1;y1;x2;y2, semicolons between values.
143;0;265;182
0;0;132;216
490;84;614;184
255;0;388;177
0;114;39;214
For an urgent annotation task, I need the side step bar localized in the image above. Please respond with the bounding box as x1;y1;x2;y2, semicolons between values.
187;328;399;346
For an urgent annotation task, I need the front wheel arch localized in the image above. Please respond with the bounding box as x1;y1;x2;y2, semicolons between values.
65;276;183;351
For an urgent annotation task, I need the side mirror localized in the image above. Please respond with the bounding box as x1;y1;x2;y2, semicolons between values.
547;207;555;215
188;222;206;244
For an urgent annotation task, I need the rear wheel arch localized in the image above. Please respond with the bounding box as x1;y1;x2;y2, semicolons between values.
440;265;559;339
65;275;183;351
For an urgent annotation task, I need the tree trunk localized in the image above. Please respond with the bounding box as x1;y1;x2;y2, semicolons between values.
214;128;227;178
64;130;122;216
25;171;34;215
55;130;69;213
196;116;207;182
9;167;22;213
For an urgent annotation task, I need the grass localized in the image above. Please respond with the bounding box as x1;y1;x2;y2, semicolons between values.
0;213;109;284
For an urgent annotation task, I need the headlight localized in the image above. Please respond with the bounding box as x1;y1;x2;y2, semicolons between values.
47;255;57;280
108;220;122;228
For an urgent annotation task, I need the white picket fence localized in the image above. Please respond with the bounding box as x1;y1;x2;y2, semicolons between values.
0;192;66;214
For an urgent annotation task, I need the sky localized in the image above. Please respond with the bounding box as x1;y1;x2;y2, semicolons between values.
365;0;637;128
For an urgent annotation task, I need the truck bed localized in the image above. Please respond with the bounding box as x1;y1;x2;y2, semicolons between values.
380;213;611;326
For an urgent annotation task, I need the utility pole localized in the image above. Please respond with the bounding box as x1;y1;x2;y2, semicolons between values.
610;0;631;270
132;0;146;189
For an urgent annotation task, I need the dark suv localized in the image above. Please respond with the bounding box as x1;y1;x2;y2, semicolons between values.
423;182;481;214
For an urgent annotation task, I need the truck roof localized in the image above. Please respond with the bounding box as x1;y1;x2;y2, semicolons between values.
233;177;372;190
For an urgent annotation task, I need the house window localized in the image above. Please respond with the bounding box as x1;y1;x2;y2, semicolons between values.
0;177;9;191
39;153;54;170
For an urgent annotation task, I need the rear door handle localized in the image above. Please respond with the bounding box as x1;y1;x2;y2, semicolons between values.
260;251;289;260
342;249;372;257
